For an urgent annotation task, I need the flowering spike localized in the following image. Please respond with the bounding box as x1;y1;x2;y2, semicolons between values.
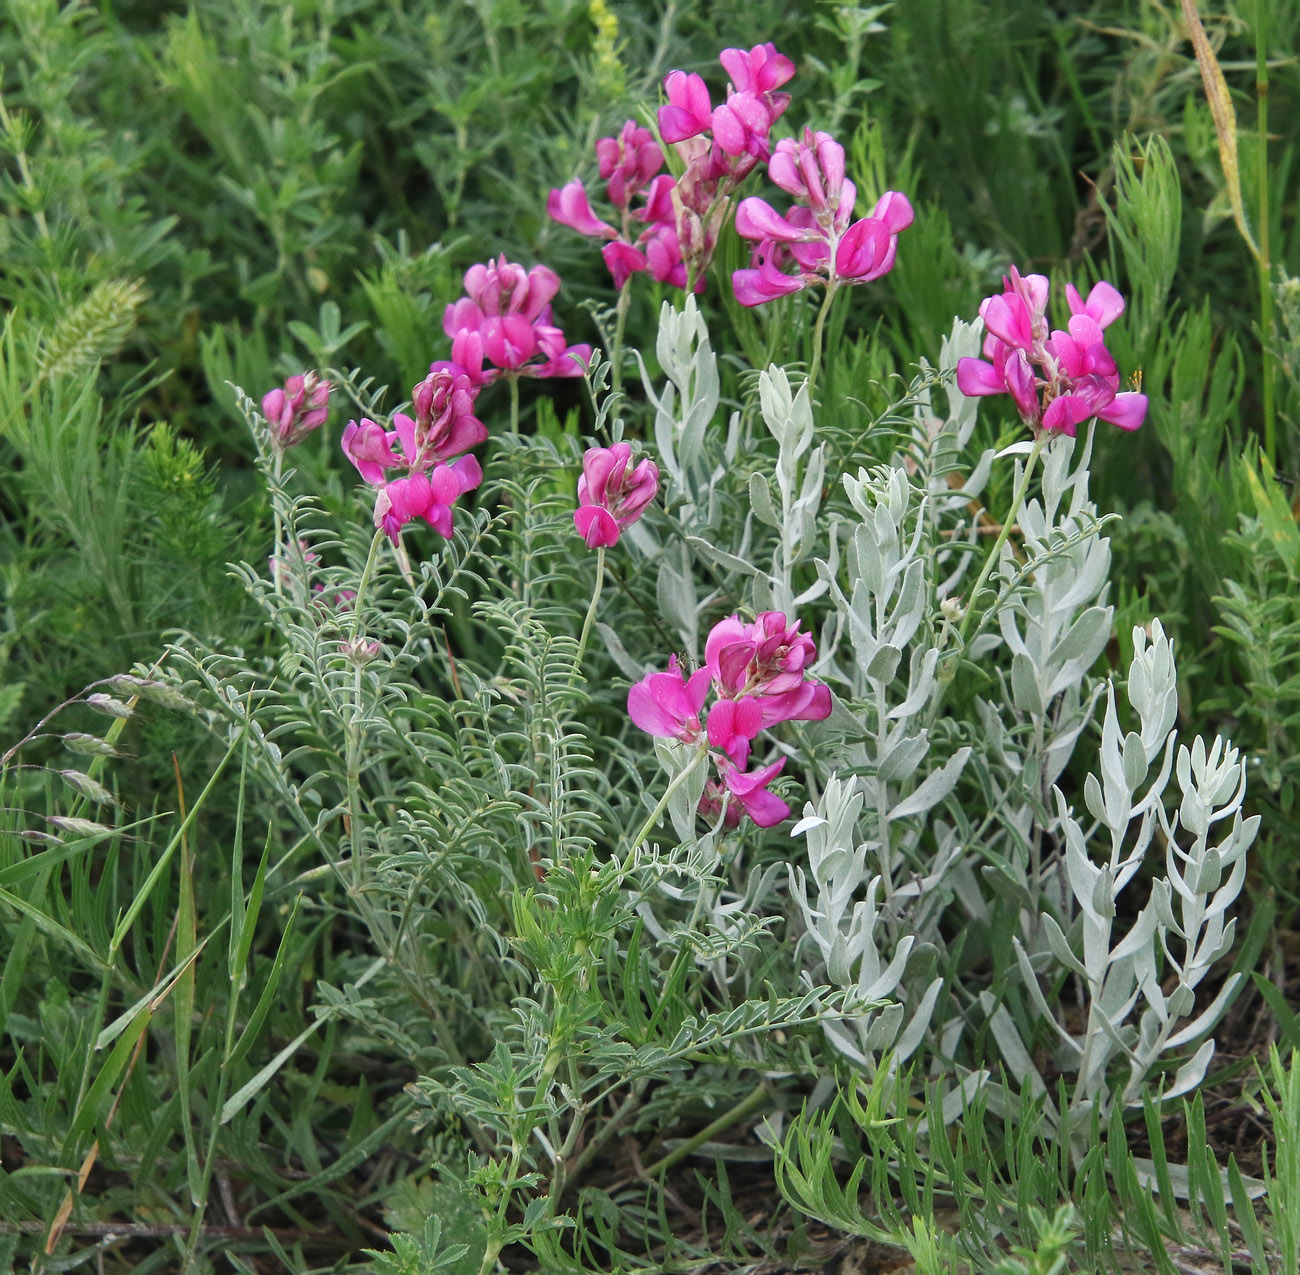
574;442;659;548
957;271;1147;436
262;372;330;449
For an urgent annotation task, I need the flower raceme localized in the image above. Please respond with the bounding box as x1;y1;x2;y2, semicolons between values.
955;270;1148;436
548;44;796;292
732;128;913;306
627;612;832;828
261;372;331;449
574;443;659;548
440;255;591;385
341;368;485;545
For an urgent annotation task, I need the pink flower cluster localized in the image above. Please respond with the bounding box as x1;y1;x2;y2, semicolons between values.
628;612;831;828
342;367;486;544
262;372;331;449
437;255;591;387
955;269;1148;436
574;442;659;548
732;129;913;306
548;43;796;291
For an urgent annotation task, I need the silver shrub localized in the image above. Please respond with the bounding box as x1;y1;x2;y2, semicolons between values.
1009;621;1257;1142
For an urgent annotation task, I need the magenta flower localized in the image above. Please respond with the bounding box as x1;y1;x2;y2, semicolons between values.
956;271;1148;437
547;181;615;239
719;42;796;97
733;129;912;306
341;371;485;546
626;609;829;829
574;442;660;548
371;460;482;544
549;45;795;293
705;612;832;728
341;369;484;484
699;758;790;828
596;120;664;208
627;655;711;744
549;155;689;293
659;71;715;144
441;256;591;384
626;657;790;827
262;372;331;449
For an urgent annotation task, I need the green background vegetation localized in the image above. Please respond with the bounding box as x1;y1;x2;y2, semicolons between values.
2;0;1299;1269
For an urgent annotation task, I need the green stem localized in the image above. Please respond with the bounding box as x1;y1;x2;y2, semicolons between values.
271;448;285;597
348;529;385;643
643;1079;770;1177
626;748;708;856
610;284;632;397
806;280;839;404
1254;0;1276;464
957;432;1047;646
508;374;520;436
571;546;605;685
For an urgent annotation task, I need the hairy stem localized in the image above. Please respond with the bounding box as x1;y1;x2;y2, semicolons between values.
626;748;708;855
806;279;839;403
644;1079;770;1176
610;283;632;397
348;529;386;643
571;547;605;685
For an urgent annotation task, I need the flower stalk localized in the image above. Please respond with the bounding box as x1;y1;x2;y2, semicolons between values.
957;432;1047;647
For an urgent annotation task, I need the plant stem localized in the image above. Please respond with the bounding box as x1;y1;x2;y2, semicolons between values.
610;284;632;397
571;546;605;685
806;279;839;403
271;448;285;597
1254;0;1276;464
957;432;1047;647
626;748;708;856
508;374;520;435
644;1079;770;1176
348;529;385;642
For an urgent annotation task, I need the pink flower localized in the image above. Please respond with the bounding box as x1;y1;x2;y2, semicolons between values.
626;657;791;828
371;457;482;545
705;612;832;727
699;757;790;828
596;121;664;209
957;272;1147;437
719;43;795;96
626;608;829;830
442;255;591;383
341;373;485;546
547;180;616;238
574;442;659;548
341;369;484;485
409;368;488;463
705;696;763;767
659;71;714;144
627;655;711;743
551;46;796;295
262;372;330;449
732;129;912;306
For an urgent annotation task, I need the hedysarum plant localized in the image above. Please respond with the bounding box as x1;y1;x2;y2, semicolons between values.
627;611;831;830
955;270;1148;437
573;442;659;550
954;271;1148;648
438;255;592;429
341;368;485;546
733;131;913;306
261;371;331;451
